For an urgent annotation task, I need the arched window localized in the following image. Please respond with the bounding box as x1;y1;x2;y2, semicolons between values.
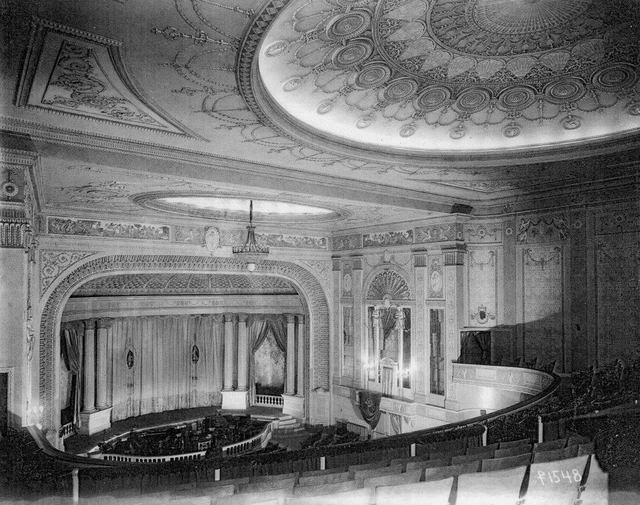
365;270;412;396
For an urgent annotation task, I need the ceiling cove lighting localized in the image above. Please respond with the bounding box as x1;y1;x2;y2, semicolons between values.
232;200;269;272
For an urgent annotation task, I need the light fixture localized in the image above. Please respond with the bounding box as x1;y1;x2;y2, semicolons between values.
232;200;269;271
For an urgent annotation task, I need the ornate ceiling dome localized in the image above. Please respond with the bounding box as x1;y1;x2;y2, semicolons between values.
240;0;640;156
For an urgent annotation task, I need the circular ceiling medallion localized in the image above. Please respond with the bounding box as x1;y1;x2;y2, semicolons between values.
544;78;586;104
455;88;492;113
355;62;392;88
325;10;371;41
132;193;347;224
381;78;419;102
497;85;537;111
591;64;638;91
330;38;373;68
413;86;451;112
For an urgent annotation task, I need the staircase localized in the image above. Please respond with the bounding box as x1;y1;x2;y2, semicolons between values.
251;414;311;451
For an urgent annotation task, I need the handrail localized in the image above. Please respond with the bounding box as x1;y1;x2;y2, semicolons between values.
92;419;277;463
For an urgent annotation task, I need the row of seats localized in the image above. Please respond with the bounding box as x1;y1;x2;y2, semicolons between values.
80;452;604;505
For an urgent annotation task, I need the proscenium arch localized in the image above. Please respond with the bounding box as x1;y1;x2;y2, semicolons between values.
38;255;330;430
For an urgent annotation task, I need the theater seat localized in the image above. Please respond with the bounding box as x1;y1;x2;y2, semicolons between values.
451;449;495;465
578;442;595;456
467;442;499;455
499;438;530;449
214;487;293;505
374;477;454;505
481;452;531;472
494;444;532;458
533;438;567;452
363;468;422;488
292;479;359;497
297;470;351;487
456;466;528;505
423;460;481;481
237;476;297;493
524;455;589;505
577;455;609;505
353;463;403;484
405;457;449;472
285;487;373;505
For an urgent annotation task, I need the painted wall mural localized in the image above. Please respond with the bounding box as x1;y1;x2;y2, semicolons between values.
415;223;464;243
47;217;170;241
363;229;413;248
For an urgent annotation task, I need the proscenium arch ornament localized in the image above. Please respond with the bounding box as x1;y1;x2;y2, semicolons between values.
38;255;330;430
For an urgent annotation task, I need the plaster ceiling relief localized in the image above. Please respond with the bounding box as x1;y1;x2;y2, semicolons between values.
36;160;441;230
253;0;640;153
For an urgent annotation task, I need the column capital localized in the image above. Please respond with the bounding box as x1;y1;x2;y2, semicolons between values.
441;243;467;266
223;312;235;323
285;313;297;324
237;313;249;323
96;318;112;330
83;319;98;332
413;252;429;268
296;314;305;325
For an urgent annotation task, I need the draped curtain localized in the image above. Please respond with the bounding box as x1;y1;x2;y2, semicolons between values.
358;390;382;429
110;315;224;422
61;323;82;426
381;308;398;360
248;315;287;400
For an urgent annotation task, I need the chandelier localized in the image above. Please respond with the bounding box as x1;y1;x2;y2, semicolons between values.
232;200;269;271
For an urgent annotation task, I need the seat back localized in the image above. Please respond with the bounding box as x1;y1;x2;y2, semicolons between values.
578;442;595;456
451;449;494;465
533;438;567;452
494;444;532;458
499;438;531;448
363;469;422;489
466;442;499;455
285;487;373;505
292;479;358;497
348;459;389;474
524;455;589;505
237;476;297;493
481;452;531;472
374;477;454;505
577;455;609;505
405;457;449;472
353;463;403;483
457;466;528;505
423;460;481;481
297;471;350;487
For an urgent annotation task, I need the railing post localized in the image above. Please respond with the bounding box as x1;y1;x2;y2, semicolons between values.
320;456;325;470
410;443;416;457
72;468;79;505
482;425;488;446
538;415;544;443
215;468;220;481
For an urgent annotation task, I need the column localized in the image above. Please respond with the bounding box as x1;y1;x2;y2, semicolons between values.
95;319;110;410
296;315;305;396
413;252;428;403
82;319;96;412
285;314;296;395
212;316;223;392
237;314;249;391
223;313;235;391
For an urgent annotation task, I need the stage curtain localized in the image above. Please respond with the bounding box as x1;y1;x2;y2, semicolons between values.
248;317;268;402
194;314;223;406
61;323;82;426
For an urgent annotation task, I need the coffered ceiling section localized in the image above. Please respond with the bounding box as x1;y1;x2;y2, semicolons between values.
254;0;640;153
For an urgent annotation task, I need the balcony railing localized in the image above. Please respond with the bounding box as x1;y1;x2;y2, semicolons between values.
254;394;284;408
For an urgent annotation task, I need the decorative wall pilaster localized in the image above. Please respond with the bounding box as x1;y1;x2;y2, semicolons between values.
223;313;235;391
285;313;296;395
442;244;466;405
413;252;428;401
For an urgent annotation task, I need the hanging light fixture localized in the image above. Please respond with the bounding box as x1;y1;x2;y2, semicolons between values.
232;200;269;271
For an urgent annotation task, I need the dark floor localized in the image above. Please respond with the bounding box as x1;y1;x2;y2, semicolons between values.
64;405;283;455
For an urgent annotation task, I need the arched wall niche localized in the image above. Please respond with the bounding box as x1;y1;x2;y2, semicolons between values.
364;266;413;304
38;255;330;430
